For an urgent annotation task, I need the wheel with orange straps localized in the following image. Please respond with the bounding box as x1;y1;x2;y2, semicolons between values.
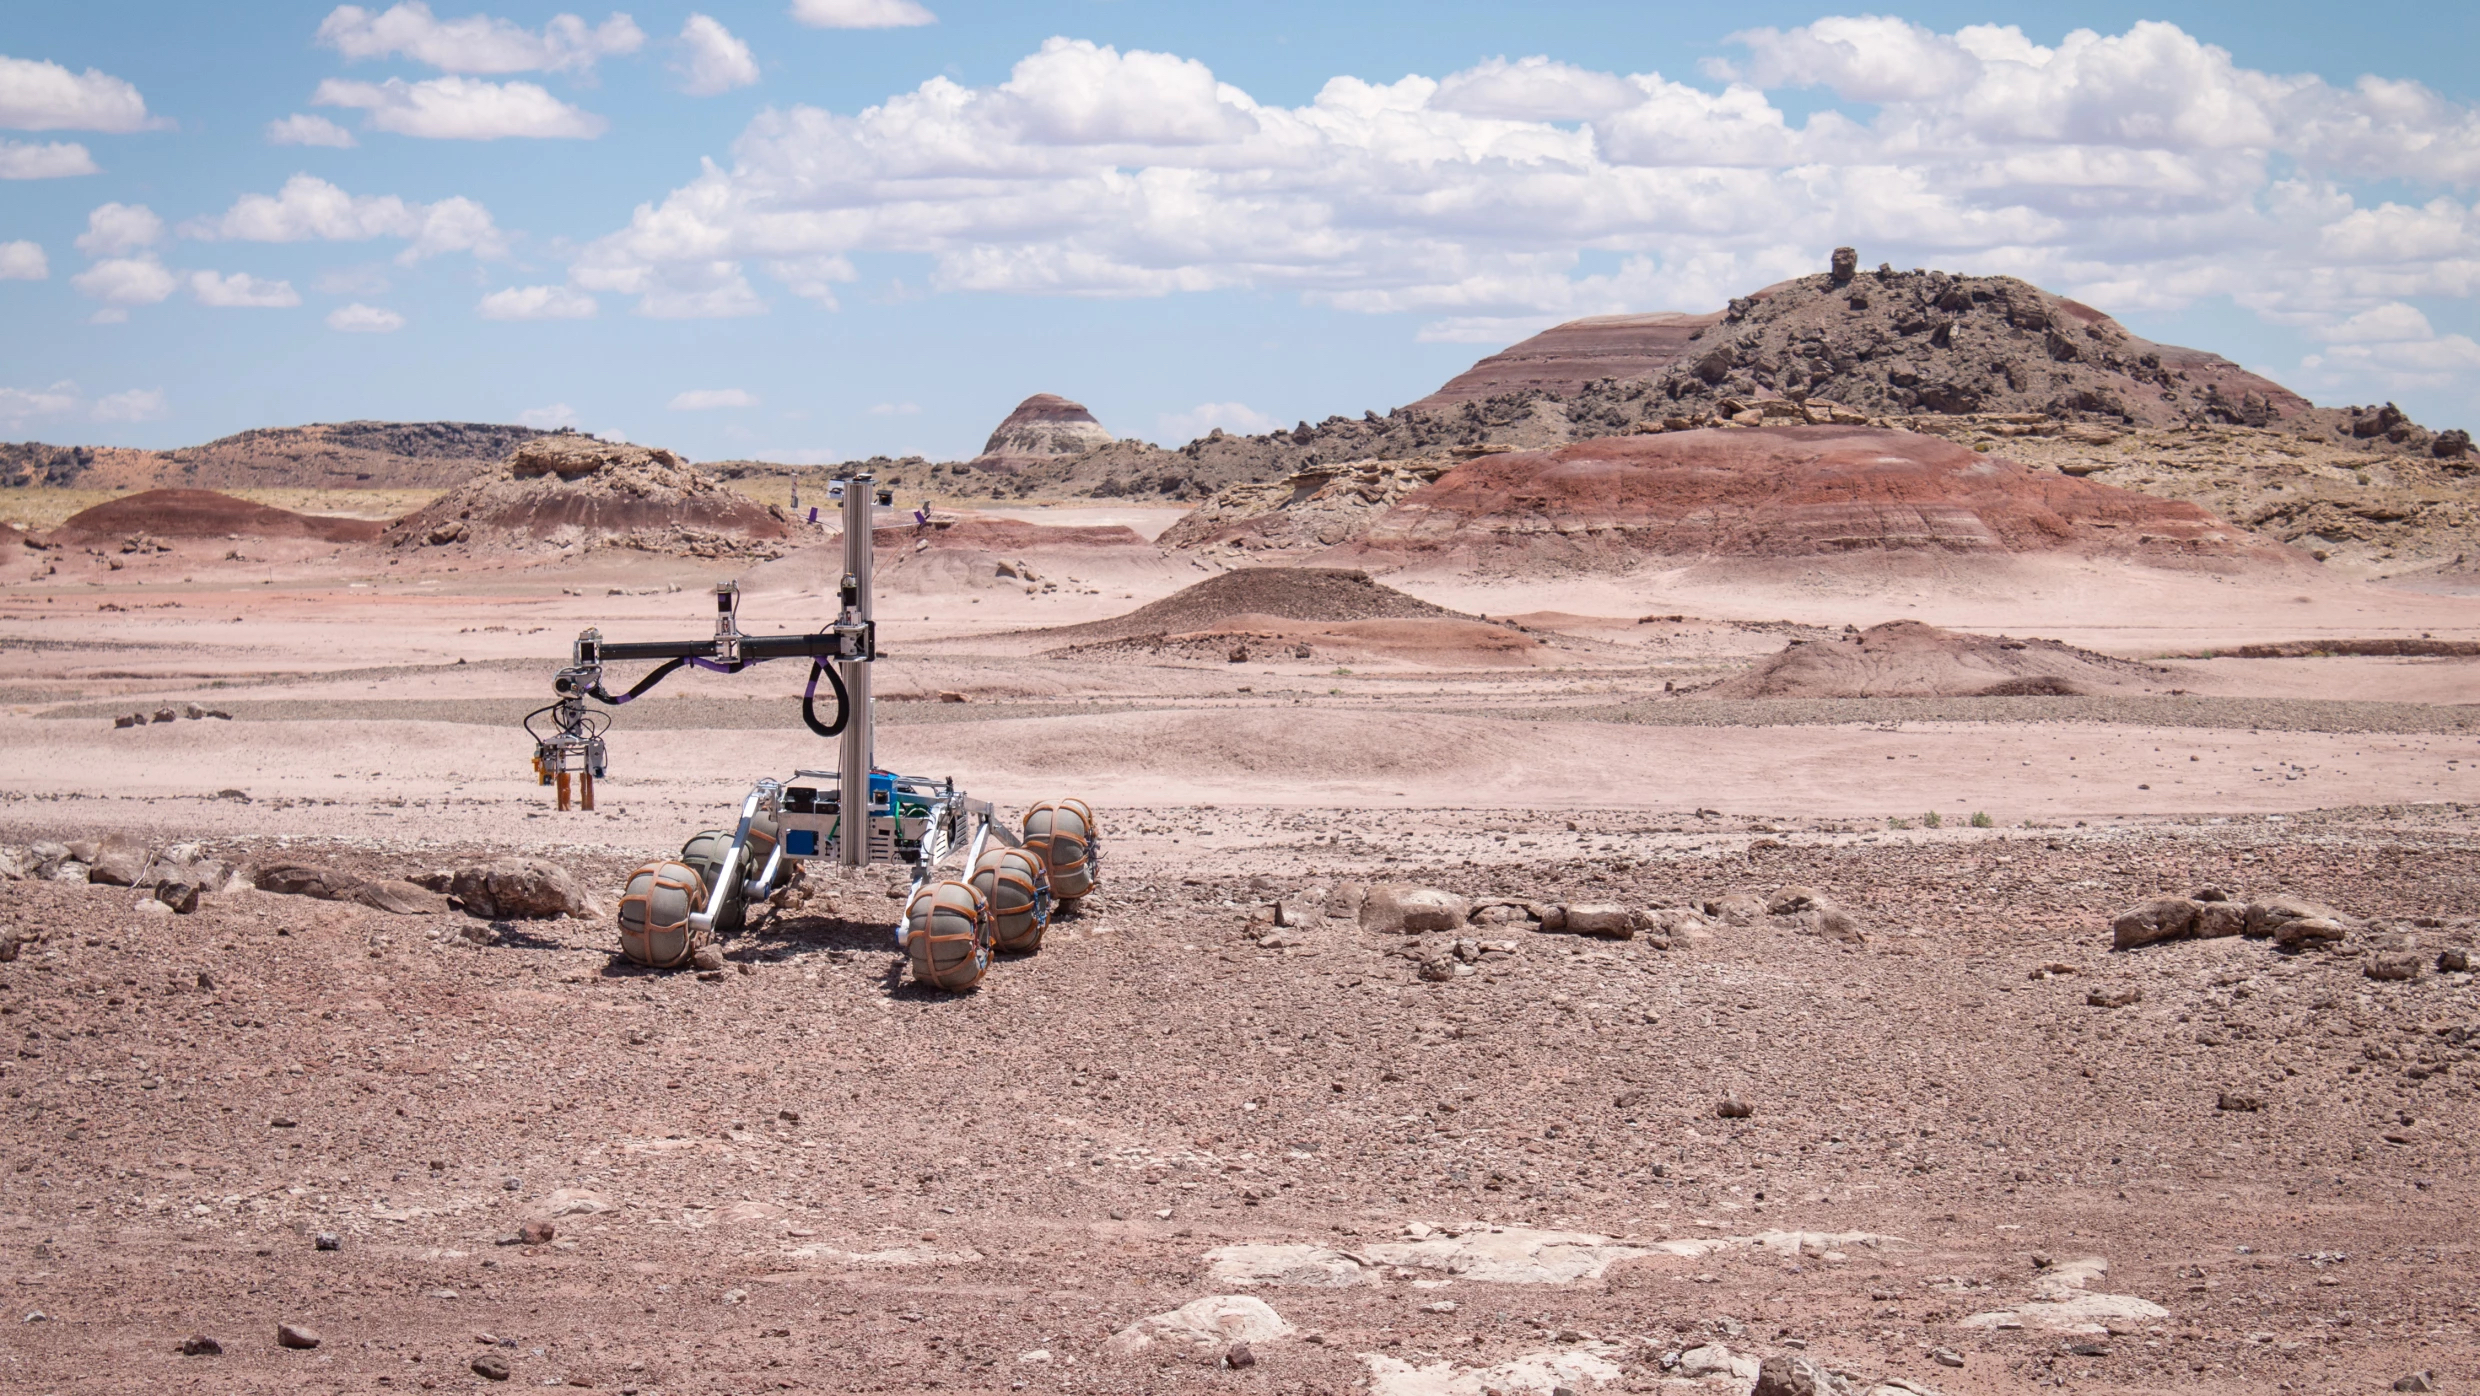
1022;798;1099;903
904;878;992;991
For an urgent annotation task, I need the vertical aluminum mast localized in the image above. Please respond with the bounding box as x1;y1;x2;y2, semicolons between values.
837;472;874;866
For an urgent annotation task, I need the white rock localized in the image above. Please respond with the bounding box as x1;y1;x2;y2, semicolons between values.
1360;1225;1653;1285
781;1242;982;1267
1104;1294;1292;1357
1204;1243;1379;1288
1654;1228;1901;1260
1676;1343;1761;1381
1365;1345;1623;1396
1959;1255;2167;1333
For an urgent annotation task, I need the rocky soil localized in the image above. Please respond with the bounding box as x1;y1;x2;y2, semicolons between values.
1;807;2474;1395
1;422;549;492
1976;428;2480;576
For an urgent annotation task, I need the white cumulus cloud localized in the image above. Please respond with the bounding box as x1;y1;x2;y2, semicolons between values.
674;14;759;96
184;174;506;262
91;387;167;422
518;402;578;428
558;19;2480;373
189;271;302;308
0;138;97;178
327;302;406;332
1432;56;1643;121
0;55;159;132
867;401;920;415
314;75;607;140
70;256;175;310
316;3;644;74
0;381;80;427
74;202;163;256
477;284;597;319
266;113;359;148
789;0;935;29
0;240;44;279
0;380;167;426
1157;402;1276;442
669;387;758;410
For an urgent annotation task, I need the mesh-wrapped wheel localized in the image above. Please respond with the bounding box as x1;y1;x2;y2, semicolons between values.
617;860;708;968
905;879;991;991
678;829;748;936
972;845;1051;953
1023;798;1099;901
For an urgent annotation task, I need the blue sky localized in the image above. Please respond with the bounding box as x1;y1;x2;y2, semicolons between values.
4;1;2478;460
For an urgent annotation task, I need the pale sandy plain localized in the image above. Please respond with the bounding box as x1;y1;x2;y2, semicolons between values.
1;500;2477;1396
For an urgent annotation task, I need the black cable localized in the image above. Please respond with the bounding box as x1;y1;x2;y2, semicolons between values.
802;658;850;738
587;657;685;706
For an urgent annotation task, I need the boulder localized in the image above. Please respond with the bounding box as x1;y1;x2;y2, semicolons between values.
2245;896;2353;942
2193;901;2246;939
1325;881;1370;922
2272;916;2351;951
1705;893;1766;925
1102;1295;1291;1358
254;864;363;900
1755;1351;1855;1396
1359;884;1470;935
153;879;200;914
85;838;150;886
25;842;69;879
1770;886;1865;942
353;880;447;916
1765;886;1827;915
449;858;590;919
1556;903;1642;939
0;846;25;881
1678;1345;1761;1382
2111;898;2199;950
2365;953;2422;982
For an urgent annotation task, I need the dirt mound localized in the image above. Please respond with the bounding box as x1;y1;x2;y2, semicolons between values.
3;421;548;491
48;488;384;544
1708;620;2170;698
384;436;791;557
972;394;1115;473
1046;615;1552;668
1328;426;2299;574
1032;567;1463;643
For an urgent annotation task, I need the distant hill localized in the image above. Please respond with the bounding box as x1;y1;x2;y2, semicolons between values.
0;420;553;491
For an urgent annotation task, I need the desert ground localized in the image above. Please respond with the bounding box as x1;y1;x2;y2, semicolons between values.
2;468;2477;1396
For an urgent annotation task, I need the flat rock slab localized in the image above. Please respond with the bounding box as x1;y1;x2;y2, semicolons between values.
1364;1344;1624;1395
1204;1242;1382;1288
1361;1225;1654;1285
